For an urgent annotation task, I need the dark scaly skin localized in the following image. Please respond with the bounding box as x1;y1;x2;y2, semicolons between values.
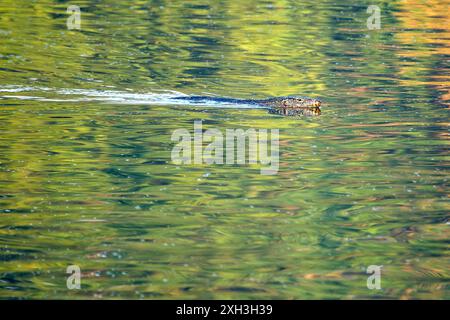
268;105;321;116
173;96;322;116
257;97;322;116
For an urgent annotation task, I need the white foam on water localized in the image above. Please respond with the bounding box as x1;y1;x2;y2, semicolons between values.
0;85;50;93
0;85;258;108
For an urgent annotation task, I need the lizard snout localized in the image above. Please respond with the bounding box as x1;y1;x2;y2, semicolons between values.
313;99;322;107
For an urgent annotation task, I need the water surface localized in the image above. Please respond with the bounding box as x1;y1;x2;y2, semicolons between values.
0;0;449;299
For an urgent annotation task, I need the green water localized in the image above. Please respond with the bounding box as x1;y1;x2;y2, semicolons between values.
0;0;449;299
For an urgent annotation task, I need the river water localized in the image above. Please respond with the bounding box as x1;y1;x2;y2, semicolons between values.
0;0;448;299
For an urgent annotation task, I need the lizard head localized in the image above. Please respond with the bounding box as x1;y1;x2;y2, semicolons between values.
281;97;322;108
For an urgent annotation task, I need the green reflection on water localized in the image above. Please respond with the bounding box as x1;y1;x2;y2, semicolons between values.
0;0;448;299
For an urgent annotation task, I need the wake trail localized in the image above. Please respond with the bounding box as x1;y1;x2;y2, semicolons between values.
0;85;259;108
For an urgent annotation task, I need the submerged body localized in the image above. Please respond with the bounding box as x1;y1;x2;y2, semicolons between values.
173;96;322;116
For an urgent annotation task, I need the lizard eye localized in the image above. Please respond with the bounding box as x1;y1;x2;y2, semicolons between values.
282;100;289;106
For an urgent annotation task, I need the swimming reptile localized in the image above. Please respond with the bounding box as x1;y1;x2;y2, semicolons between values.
173;96;322;116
